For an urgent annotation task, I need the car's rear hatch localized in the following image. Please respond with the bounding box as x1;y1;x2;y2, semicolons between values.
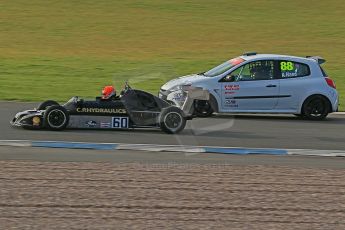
307;56;336;89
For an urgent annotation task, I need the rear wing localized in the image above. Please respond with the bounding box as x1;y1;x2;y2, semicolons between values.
306;56;326;64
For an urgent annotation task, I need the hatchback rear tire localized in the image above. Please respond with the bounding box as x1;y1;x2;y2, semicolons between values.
302;95;329;120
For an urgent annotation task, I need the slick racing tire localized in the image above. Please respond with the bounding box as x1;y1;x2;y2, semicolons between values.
301;95;329;120
44;105;69;130
193;100;214;117
159;107;186;134
37;100;59;110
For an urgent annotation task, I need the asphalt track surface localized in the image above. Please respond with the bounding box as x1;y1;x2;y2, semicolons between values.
1;102;345;150
1;102;345;229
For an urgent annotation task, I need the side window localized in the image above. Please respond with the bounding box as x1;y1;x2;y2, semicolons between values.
279;61;310;78
223;60;275;82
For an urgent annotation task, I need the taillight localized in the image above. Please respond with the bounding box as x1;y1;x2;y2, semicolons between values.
325;77;336;89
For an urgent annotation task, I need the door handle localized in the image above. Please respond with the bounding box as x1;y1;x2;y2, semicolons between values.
266;84;277;87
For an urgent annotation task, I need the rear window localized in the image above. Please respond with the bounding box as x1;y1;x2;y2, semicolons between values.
279;61;310;78
320;66;328;77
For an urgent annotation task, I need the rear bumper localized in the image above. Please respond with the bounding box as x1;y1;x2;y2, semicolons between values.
332;95;339;112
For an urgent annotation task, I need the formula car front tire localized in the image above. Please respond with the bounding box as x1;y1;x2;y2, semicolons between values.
44;105;69;130
159;107;186;134
37;100;59;110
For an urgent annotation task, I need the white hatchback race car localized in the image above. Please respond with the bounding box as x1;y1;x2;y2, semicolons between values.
159;53;339;120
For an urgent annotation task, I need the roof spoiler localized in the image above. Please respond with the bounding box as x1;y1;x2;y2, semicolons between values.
243;51;257;56
306;56;326;64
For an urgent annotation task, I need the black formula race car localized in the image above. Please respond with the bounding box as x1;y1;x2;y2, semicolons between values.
11;86;209;134
12;88;184;134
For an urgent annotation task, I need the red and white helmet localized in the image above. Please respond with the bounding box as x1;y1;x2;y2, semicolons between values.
101;86;116;99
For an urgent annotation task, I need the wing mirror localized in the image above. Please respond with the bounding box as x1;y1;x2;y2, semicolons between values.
229;75;237;82
220;75;237;82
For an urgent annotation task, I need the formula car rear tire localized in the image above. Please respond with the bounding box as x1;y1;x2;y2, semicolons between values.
37;100;59;110
44;105;69;130
159;107;186;134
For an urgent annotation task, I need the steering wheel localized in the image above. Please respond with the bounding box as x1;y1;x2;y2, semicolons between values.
120;82;132;96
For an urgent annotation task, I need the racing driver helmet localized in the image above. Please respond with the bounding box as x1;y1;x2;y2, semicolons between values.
101;85;116;100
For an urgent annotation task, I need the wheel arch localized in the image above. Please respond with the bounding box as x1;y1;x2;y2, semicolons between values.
208;92;219;113
300;94;332;114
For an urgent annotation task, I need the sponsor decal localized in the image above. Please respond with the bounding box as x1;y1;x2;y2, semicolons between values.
172;92;185;101
224;84;240;91
225;91;236;95
280;61;294;71
100;122;111;128
76;108;127;114
224;84;240;95
224;99;238;108
32;116;41;126
112;117;129;129
85;120;97;128
280;61;298;78
282;71;298;78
